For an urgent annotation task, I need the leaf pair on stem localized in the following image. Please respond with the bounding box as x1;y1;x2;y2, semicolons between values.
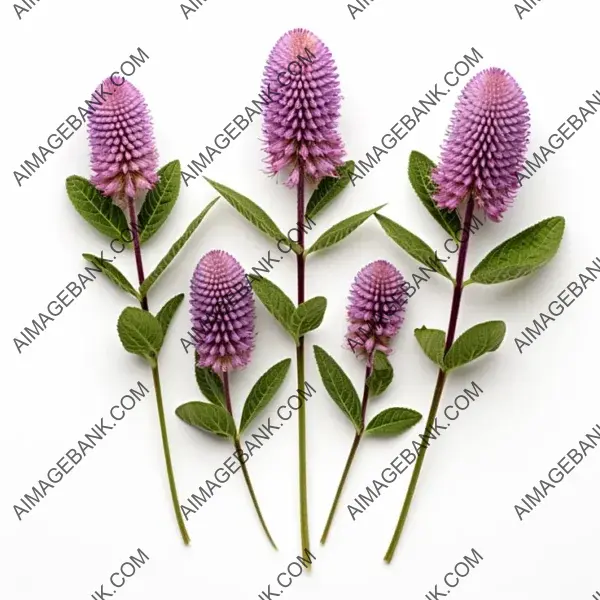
379;151;566;563
175;355;293;548
66;159;218;545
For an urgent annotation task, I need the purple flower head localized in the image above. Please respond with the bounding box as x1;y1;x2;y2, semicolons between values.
432;68;530;222
88;77;159;201
261;28;345;187
190;250;255;373
346;260;407;364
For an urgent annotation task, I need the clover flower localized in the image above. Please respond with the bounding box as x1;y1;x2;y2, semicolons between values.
88;77;159;200
432;68;530;222
346;260;407;363
190;250;254;372
261;28;345;187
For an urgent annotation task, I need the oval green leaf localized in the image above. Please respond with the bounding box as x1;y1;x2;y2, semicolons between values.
138;160;181;244
414;326;446;369
444;320;506;371
306;160;355;220
313;345;361;431
140;197;219;297
205;178;302;254
408;151;461;241
240;358;292;433
66;175;130;242
375;213;454;281
367;351;394;397
194;354;226;407
83;253;140;300
249;276;297;342
306;205;385;256
117;307;164;365
156;293;184;335
292;297;327;338
468;216;566;285
365;407;422;437
175;401;236;439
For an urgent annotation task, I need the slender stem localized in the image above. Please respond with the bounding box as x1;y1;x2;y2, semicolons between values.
321;365;372;544
383;195;476;563
152;365;191;545
126;197;191;546
222;373;278;549
296;165;311;560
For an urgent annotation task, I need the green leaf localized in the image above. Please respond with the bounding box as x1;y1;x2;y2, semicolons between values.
66;176;130;242
240;358;292;433
408;151;461;241
313;345;362;431
306;205;385;255
291;297;327;338
175;401;236;439
140;197;218;297
249;276;297;341
468;217;566;285
82;253;140;300
375;213;454;281
117;307;164;365
364;407;422;437
205;178;302;254
138;161;181;244
194;353;226;407
156;293;184;335
367;351;394;396
414;326;446;369
306;160;355;220
444;321;506;371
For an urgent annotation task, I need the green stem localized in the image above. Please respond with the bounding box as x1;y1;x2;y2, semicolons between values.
222;372;277;549
296;165;311;562
321;364;372;544
152;365;191;545
297;340;310;560
320;433;361;544
126;197;191;546
383;195;476;563
383;370;446;562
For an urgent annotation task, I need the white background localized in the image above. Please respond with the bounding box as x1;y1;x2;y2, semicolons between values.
1;0;599;599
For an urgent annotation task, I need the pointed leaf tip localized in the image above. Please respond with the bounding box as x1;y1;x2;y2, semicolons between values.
66;175;130;242
306;205;385;255
156;293;185;335
175;401;236;439
138;160;182;244
408;151;461;241
240;358;292;433
469;216;566;284
82;253;140;300
365;407;422;437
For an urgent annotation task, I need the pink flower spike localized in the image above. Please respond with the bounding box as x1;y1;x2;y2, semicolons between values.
261;28;345;187
432;68;530;222
190;250;255;373
346;260;407;364
87;77;159;201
